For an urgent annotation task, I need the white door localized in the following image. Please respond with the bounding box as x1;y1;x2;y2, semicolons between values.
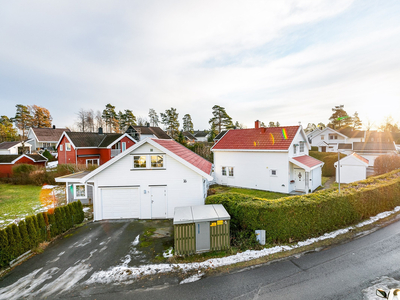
150;186;167;219
294;169;306;190
101;187;140;219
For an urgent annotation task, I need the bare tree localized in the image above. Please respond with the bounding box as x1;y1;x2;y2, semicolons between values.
76;109;87;132
137;116;149;126
85;109;95;132
95;110;103;130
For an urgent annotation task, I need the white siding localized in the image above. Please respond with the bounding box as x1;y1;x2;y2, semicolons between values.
288;130;309;157
213;151;290;193
335;156;367;183
90;143;206;220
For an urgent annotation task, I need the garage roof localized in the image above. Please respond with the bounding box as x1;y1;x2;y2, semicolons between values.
173;204;230;225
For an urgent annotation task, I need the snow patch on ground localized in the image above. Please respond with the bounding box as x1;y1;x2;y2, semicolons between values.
362;276;400;299
83;207;90;212
163;247;173;258
132;234;140;246
85;206;400;285
46;161;58;170
180;273;203;284
58;251;65;257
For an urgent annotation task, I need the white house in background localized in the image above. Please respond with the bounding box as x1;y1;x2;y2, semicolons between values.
334;152;369;184
193;130;209;142
56;138;213;221
211;121;324;194
27;126;70;152
0;141;31;155
343;142;397;167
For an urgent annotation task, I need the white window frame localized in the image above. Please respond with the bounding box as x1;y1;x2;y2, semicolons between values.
66;143;71;151
122;142;126;151
228;167;234;177
293;144;297;154
300;142;305;153
321;135;324;140
150;155;164;168
270;169;277;176
60;145;63;151
222;166;227;176
74;184;87;199
133;155;147;169
86;159;99;167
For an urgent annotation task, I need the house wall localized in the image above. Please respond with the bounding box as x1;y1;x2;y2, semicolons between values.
0;157;46;177
336;164;366;184
27;130;38;150
310;167;322;191
288;129;309;157
120;136;136;150
58;136;77;164
66;183;94;205
213;151;290;193
90;142;206;220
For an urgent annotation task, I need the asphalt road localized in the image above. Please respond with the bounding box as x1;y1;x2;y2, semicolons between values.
2;218;400;299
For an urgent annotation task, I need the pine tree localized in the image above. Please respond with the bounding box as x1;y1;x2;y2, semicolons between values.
209;105;233;133
182;114;194;133
161;108;180;139
102;104;118;133
328;105;352;129
352;112;362;130
12;104;32;140
148;109;160;126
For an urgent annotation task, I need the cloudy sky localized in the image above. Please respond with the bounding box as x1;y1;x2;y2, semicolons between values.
1;0;399;130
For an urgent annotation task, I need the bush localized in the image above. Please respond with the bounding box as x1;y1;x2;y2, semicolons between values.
36;213;47;243
206;170;400;243
77;201;84;223
0;230;9;268
5;226;17;261
309;151;346;176
18;220;31;253
11;224;22;257
42;212;50;240
47;213;57;238
374;155;400;175
42;150;54;162
64;205;72;230
25;216;38;248
311;146;318;151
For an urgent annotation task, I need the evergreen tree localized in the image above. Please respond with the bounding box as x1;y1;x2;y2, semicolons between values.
12;104;32;140
268;121;276;127
161;107;180;139
5;226;16;261
328;105;352;129
0;230;9;267
18;220;30;252
25;216;38;248
11;224;22;256
182;114;194;133
352;112;362;130
209;105;233;133
102;104;118;133
148;109;160;126
234;121;244;129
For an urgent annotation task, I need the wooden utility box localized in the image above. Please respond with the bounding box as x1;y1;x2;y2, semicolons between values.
173;205;230;256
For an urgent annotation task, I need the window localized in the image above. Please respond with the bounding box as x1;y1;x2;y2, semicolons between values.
151;155;164;168
86;159;99;166
222;166;227;176
300;141;304;152
66;143;71;151
133;155;147;168
321;135;324;140
334;136;338;140
74;184;86;199
60;145;63;151
122;142;126;151
228;167;234;177
271;169;277;176
293;145;297;154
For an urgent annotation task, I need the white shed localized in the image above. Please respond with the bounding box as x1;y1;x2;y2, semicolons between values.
334;152;369;184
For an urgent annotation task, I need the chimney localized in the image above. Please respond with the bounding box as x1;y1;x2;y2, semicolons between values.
52;125;56;129
98;127;103;134
147;123;150;127
255;120;260;129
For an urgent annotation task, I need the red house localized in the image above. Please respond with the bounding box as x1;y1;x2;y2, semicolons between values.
0;154;48;178
56;130;136;166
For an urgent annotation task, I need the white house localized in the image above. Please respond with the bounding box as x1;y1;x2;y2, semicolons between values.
0;141;31;155
56;138;213;221
334;152;369;184
27;126;70;152
211;121;324;194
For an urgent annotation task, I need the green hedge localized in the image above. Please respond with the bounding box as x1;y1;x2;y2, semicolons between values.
0;201;84;268
309;151;346;176
206;170;400;243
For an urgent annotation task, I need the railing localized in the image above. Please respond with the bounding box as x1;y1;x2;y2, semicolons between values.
111;149;122;157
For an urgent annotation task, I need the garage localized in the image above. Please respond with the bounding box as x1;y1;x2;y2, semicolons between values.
101;187;140;219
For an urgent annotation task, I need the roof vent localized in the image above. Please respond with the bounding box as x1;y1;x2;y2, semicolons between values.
98;127;103;134
147;123;150;127
53;125;56;129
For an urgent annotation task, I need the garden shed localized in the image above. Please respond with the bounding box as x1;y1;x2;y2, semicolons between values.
173;204;230;255
334;152;369;184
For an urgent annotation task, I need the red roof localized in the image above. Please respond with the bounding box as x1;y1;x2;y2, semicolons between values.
350;152;369;164
151;139;212;175
292;155;323;168
212;126;300;150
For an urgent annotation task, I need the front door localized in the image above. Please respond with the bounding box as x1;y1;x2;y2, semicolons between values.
321;146;326;152
195;222;210;252
294;169;306;190
150;186;167;219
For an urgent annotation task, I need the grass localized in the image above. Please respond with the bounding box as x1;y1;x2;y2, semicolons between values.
0;184;47;229
210;184;289;199
321;176;330;186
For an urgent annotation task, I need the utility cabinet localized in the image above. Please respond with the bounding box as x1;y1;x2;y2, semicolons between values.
173;204;230;255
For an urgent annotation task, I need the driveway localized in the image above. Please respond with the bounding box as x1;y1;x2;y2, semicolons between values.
0;219;173;300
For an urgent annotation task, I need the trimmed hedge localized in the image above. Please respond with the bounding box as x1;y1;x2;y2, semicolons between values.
309;151;346;176
0;200;84;268
206;170;400;244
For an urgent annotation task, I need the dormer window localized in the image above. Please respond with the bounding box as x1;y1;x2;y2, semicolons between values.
300;141;305;153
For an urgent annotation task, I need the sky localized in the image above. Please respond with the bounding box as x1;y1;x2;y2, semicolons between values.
1;0;400;131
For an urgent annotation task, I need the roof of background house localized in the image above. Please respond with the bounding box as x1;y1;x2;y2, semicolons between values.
0;141;21;149
212;126;300;150
193;130;209;138
353;142;396;151
63;132;123;148
338;127;365;138
291;155;324;169
133;126;171;139
0;154;47;163
31;127;70;142
214;131;227;140
350;152;369;165
182;131;197;140
152;138;212;175
338;143;353;149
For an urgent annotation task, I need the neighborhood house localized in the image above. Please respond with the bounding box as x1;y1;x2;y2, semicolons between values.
27;126;70;152
0;154;48;178
55;138;213;221
211;121;324;194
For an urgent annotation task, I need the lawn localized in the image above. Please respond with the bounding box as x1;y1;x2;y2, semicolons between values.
210;185;288;200
0;184;65;229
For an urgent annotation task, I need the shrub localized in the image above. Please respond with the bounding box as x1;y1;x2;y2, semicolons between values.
206;170;400;243
42;150;54;162
64;205;72;230
5;226;17;261
77;201;84;223
36;213;47;243
0;230;9;268
54;208;64;235
42;212;51;240
25;216;38;248
374;154;400;175
47;213;57;238
309;151;346;177
311;146;318;151
11;223;22;257
18;220;31;253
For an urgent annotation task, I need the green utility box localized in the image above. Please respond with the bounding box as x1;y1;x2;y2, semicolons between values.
173;204;230;256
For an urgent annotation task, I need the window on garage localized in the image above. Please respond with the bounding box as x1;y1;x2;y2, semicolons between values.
74;184;87;199
151;155;164;168
133;155;147;168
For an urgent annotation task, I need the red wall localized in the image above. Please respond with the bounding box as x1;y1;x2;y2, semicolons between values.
121;136;136;150
58;135;76;164
0;157;46;178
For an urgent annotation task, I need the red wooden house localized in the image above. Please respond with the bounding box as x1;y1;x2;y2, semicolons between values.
56;130;136;166
0;154;48;178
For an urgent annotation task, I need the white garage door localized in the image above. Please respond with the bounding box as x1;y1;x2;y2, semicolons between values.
101;187;140;219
